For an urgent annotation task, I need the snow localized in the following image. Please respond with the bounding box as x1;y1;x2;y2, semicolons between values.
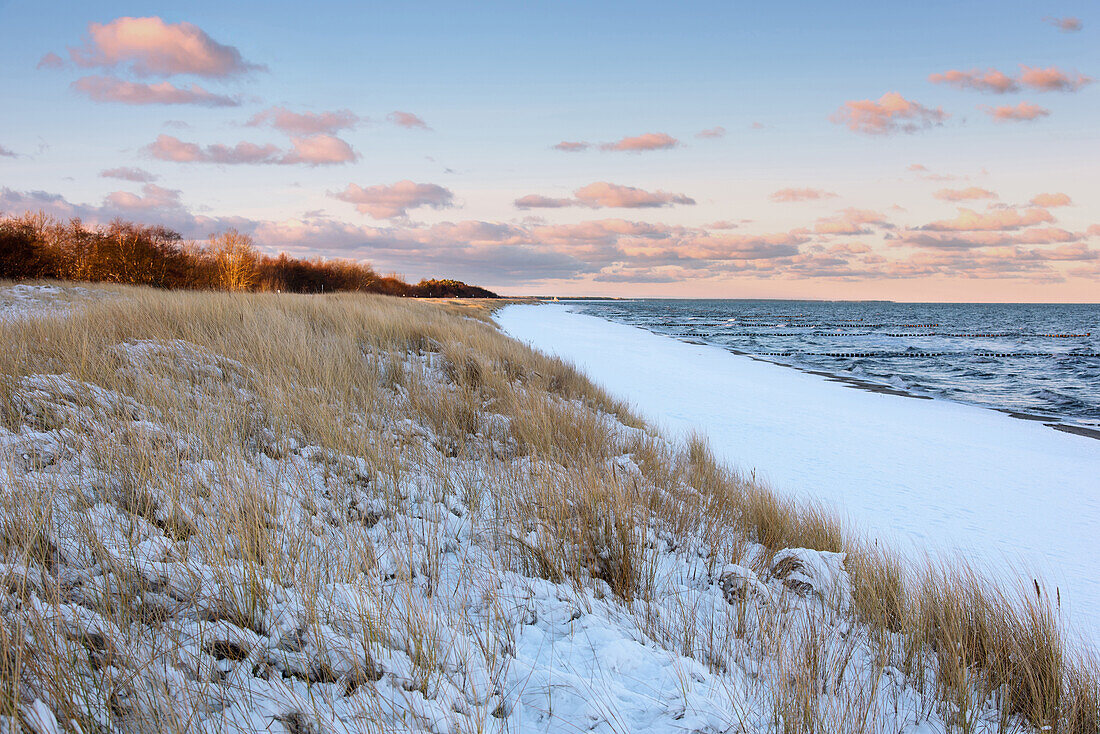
0;284;100;322
497;304;1100;647
0;289;1063;731
0;339;956;733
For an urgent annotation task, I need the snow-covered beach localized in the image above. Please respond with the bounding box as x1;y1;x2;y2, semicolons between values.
498;304;1100;646
3;285;1097;732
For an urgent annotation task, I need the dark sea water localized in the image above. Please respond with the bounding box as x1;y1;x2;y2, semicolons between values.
567;300;1100;435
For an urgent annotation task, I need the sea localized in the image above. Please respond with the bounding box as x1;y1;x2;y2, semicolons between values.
565;300;1100;436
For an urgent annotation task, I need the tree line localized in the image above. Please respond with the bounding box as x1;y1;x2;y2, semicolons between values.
0;212;498;298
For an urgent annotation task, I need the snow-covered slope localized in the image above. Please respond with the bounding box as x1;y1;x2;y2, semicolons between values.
0;337;951;733
497;304;1100;645
0;284;97;322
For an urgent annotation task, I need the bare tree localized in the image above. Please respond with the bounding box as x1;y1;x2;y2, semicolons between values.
209;229;258;292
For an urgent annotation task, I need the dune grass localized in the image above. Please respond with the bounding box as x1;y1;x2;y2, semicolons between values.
0;284;1095;732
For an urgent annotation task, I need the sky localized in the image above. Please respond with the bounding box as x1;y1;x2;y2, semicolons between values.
1;0;1098;300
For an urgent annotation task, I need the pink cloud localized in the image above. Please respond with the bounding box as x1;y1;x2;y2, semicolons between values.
525;219;667;244
71;76;239;106
248;107;361;136
1022;243;1097;261
929;65;1091;94
593;267;685;284
981;101;1050;122
573;182;694;208
146;135;279;164
282;135;358;165
1069;261;1100;277
536;217;682;244
247;216;590;283
145;134;354;166
600;132;679;152
929;69;1018;93
36;52;65;70
1018;66;1092;92
933;187;998;202
1030;192;1073;207
814;208;893;235
60;16;263;78
515;183;695;209
902;227;1079;249
831;92;949;135
782;249;888;279
0;145;17;158
387;111;430;130
1088;225;1100;238
103;183;182;211
100;167;157;182
824;242;873;255
330;180;455;219
696;126;726;139
879;249;1071;280
145;135;210;162
770;187;838;203
1044;16;1083;32
677;231;808;260
552;141;590;152
921;207;1055;232
1016;227;1079;244
514;195;574;209
907;164;967;182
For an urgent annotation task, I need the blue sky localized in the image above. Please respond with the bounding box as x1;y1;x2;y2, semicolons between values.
1;0;1098;299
